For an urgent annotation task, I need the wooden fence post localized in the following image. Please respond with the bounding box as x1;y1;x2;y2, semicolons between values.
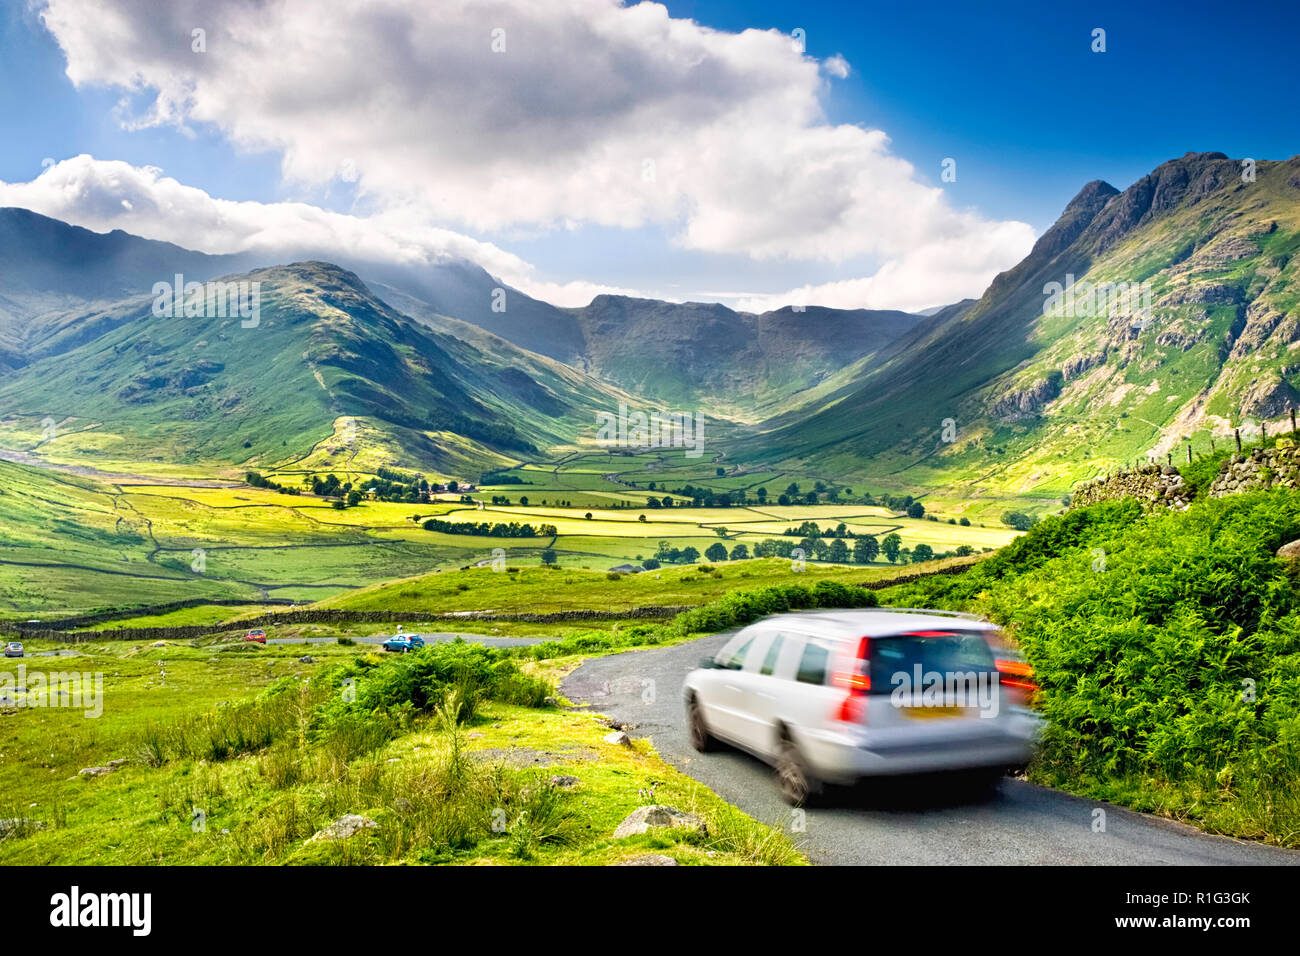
1236;429;1242;453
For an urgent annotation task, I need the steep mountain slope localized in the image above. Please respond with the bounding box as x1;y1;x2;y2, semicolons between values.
0;207;262;372
740;153;1300;496
0;262;630;473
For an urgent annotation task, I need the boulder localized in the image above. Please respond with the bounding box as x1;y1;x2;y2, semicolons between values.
78;766;113;777
551;774;580;789
603;730;633;747
307;814;378;842
613;805;706;839
1276;539;1300;562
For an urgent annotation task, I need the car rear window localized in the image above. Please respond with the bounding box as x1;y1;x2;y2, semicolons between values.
868;630;996;695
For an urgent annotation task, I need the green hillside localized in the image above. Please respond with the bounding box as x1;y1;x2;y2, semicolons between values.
740;153;1300;501
0;262;631;474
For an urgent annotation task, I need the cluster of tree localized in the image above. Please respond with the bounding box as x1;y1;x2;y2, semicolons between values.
1001;511;1040;531
245;471;301;495
422;518;558;538
743;534;980;566
653;540;701;564
481;470;527;485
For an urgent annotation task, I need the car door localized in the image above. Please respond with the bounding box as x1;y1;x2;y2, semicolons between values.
727;629;788;754
700;628;761;744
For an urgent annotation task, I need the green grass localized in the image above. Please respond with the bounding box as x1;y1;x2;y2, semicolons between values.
0;452;1015;617
0;639;803;865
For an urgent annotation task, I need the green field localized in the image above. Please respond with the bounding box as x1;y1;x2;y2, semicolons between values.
0;450;1020;617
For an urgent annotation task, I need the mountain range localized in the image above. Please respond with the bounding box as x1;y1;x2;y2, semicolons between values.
1;150;1297;495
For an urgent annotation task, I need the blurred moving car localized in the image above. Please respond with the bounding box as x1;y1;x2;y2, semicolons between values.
243;629;267;643
683;608;1042;804
381;634;426;653
4;641;23;658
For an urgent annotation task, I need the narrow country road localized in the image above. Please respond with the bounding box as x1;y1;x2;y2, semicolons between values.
561;633;1300;866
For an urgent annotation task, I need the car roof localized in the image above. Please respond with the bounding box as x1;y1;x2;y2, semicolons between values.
745;608;995;639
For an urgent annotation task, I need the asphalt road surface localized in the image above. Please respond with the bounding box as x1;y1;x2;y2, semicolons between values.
561;632;1300;866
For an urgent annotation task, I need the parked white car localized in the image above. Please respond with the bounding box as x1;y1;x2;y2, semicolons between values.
683;609;1043;804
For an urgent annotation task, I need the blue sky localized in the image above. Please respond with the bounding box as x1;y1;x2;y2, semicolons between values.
0;0;1295;310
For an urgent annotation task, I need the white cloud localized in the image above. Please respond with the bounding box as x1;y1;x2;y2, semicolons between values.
0;155;634;306
36;0;1033;296
822;54;850;79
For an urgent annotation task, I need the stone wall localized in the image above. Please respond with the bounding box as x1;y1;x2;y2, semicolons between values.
17;605;693;644
1208;442;1300;495
1071;437;1300;510
1070;462;1194;510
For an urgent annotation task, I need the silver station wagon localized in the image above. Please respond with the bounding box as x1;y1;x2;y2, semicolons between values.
683;608;1043;803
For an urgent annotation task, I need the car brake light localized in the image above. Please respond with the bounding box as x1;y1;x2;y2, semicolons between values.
834;637;871;722
996;658;1037;692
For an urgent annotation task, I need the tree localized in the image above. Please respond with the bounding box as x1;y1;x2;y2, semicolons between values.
714;526;729;538
959;517;971;526
519;496;529;506
346;489;364;507
716;467;726;477
638;514;647;522
1001;510;1038;531
705;543;728;562
642;557;661;570
540;549;557;565
907;501;925;519
912;543;935;563
881;533;902;564
729;544;749;561
680;546;700;563
777;494;791;506
828;538;849;564
853;534;879;564
584;512;593;520
756;487;768;502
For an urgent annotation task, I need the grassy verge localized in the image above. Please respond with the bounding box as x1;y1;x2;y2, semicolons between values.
0;640;803;865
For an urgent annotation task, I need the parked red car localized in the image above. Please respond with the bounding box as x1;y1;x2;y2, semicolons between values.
244;629;267;643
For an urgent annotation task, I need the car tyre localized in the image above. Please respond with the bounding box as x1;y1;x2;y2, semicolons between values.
776;733;820;806
687;695;716;752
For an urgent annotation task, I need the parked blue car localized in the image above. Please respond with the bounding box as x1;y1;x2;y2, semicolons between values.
381;634;425;653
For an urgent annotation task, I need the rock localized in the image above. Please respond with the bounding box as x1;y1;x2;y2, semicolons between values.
466;732;485;739
307;814;378;842
106;758;129;768
1276;539;1300;561
0;817;46;841
78;766;113;777
543;696;558;707
613;805;706;839
551;774;580;788
611;853;679;866
299;655;315;663
603;730;633;747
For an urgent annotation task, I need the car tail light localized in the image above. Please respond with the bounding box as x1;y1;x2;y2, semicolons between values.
996;658;1037;692
833;637;871;722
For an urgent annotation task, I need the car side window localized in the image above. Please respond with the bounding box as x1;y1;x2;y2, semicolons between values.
796;641;830;685
722;635;755;670
759;634;785;676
